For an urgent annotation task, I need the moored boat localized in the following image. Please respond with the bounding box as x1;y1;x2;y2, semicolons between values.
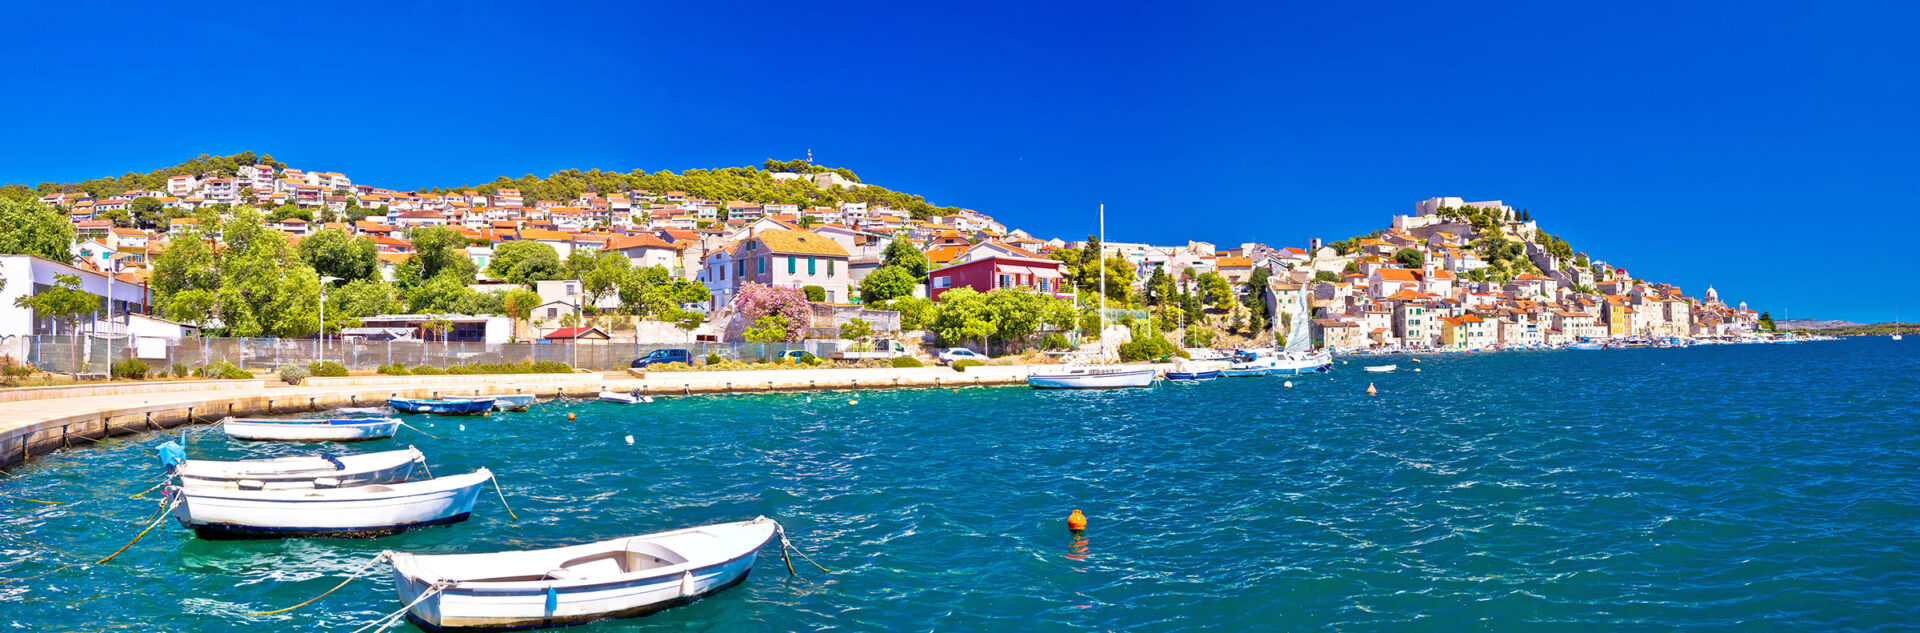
1363;364;1397;373
390;398;495;415
386;517;780;631
445;394;534;412
598;391;654;404
223;417;401;442
165;468;492;539
167;444;425;490
1566;343;1604;351
1164;370;1220;381
1027;366;1157;389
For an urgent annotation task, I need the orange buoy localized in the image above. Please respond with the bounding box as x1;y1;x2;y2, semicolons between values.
568;412;577;421
1366;382;1378;396
1067;509;1087;532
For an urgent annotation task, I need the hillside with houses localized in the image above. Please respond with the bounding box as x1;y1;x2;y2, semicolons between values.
0;153;1764;362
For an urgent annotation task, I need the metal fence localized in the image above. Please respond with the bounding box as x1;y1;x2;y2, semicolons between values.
0;335;821;375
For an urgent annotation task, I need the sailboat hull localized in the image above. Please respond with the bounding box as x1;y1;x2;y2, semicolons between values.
1027;367;1156;389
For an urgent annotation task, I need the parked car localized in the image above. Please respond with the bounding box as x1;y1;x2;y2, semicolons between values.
830;339;913;361
629;348;692;368
936;348;986;365
776;350;814;362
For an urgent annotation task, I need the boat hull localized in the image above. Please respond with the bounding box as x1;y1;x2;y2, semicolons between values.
446;394;534;412
1027;368;1156;389
598;392;650;404
1164;371;1219;381
391;520;776;631
169;469;489;539
223;418;400;442
176;447;424;490
391;399;495;415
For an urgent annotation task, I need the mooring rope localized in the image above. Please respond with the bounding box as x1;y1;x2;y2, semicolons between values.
348;580;451;633
396;421;441;441
245;552;390;616
775;521;834;575
489;474;519;522
0;492;61;505
95;497;179;565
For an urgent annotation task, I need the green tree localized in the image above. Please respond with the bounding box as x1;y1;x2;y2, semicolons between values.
929;287;997;351
1197;271;1231;307
1394;248;1425;269
890;296;935;330
128;196;166;229
500;287;543;340
298;227;380;284
1312;270;1340;283
860;265;917;303
164;289;220;334
15;274;100;377
881;237;930;278
580;252;631;308
802;285;826;302
1758;311;1776;332
0;200;76;262
407;226;477;284
743;315;790;343
486;240;565;285
839;317;872;350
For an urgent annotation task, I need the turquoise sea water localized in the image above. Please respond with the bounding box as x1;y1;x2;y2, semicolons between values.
3;339;1918;631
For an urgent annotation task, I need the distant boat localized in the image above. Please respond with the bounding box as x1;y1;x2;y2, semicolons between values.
386;517;780;631
445;393;534;412
1566;343;1604;351
1026;203;1154;390
166;468;491;539
223;417;400;442
1164;370;1220;382
171;446;424;490
1895;312;1903;340
389;398;494;415
1363;364;1397;373
599;391;654;404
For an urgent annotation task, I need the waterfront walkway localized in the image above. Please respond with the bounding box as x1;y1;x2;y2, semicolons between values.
0;365;1071;470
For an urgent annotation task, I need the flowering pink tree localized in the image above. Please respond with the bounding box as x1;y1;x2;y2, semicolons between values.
732;283;812;341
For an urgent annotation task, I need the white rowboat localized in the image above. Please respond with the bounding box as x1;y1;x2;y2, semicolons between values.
175;447;425;490
1027;366;1157;389
223;417;401;442
1363;364;1397;373
387;517;779;631
445;394;536;411
167;468;491;539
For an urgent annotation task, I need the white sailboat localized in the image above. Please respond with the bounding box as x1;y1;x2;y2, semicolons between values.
1895;310;1904;341
1029;203;1155;389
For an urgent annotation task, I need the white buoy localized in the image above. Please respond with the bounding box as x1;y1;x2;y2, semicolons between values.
1283;380;1294;388
624;435;635;445
458;424;466;431
848;400;859;405
1414;368;1421;372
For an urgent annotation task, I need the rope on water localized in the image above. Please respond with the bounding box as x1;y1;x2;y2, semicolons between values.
397;421;441;440
96;497;179;565
775;521;834;575
488;474;519;522
348;580;451;633
129;480;168;499
0;562;76;584
245;552;389;616
0;492;62;505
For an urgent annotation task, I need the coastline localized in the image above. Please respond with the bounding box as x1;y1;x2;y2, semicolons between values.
0;364;1136;471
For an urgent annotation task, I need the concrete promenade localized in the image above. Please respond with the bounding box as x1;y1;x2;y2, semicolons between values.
0;364;1129;470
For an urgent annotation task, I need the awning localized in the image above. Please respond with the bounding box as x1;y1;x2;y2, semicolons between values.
1029;267;1064;279
996;265;1035;277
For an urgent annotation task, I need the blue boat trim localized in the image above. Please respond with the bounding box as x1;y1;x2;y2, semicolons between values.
188;512;472;540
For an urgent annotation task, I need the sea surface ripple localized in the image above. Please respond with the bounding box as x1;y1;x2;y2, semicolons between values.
1;338;1916;631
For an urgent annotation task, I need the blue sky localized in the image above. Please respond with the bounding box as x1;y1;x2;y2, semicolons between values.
3;1;1915;322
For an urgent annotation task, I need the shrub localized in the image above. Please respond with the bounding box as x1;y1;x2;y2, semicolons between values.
705;351;722;365
410;365;447;375
0;356;35;386
377;363;411;376
802;285;826;302
1117;337;1188;362
1040;333;1070;351
111;358;150;380
951;359;984;372
307;361;349;377
169;363;189;378
278;365;310;385
889;356;923;368
199;361;252;379
531;360;574;373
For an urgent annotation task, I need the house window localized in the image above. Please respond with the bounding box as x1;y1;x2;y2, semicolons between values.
933;276;951;289
825;291;835;303
788;257;796;274
808;257;816;275
736;259;745;277
547;308;557;318
758;257;766;274
827;259;835;276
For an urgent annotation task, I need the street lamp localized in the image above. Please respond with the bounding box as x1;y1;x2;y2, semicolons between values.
319;276;341;363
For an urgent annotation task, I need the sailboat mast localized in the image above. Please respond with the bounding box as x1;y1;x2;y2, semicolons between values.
1098;203;1107;357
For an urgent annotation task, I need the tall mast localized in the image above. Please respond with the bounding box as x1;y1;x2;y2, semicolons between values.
1098;203;1107;358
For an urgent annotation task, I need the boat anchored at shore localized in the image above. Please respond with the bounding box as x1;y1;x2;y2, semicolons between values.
163;443;424;490
165;468;493;539
223;417;401;442
444;393;534;412
390;398;495;415
385;517;779;631
1027;203;1154;390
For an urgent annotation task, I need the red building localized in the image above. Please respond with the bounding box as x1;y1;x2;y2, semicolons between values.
928;255;1069;301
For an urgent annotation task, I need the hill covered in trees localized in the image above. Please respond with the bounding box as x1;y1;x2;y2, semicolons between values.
428;159;964;220
0;151;290;203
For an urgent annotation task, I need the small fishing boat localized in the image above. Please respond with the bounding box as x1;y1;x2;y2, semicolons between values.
166;468;492;539
390;398;494;415
445;394;534;412
223;417;401;442
1027;365;1157;389
1164;370;1220;382
1363;364;1397;373
598;391;654;404
166;444;425;490
386;517;779;631
1566;343;1604;351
